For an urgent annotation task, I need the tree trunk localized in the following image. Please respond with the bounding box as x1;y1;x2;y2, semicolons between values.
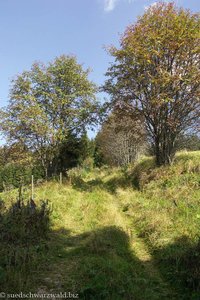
154;135;176;166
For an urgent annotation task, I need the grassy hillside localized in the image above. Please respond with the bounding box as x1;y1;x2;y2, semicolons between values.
0;151;199;299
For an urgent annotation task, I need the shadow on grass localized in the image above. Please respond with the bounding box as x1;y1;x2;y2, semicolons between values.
1;199;198;299
0;198;51;292
33;226;180;300
72;175;134;194
152;235;200;300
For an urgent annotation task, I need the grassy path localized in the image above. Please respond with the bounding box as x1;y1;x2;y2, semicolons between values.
1;152;199;298
34;172;178;300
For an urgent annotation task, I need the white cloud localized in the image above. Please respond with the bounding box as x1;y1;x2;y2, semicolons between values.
104;0;118;12
103;0;134;12
144;1;157;10
144;0;176;10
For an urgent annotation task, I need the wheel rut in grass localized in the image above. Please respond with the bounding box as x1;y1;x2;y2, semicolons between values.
36;181;178;299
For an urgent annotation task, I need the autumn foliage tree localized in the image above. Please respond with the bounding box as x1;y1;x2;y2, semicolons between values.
96;111;146;166
0;55;99;177
104;2;200;165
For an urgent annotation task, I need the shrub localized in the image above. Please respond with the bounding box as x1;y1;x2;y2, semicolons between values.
0;196;51;291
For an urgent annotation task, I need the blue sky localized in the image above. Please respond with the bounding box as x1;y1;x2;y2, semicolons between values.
0;0;199;110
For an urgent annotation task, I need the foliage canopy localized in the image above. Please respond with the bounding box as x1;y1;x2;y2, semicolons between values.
104;2;200;165
0;55;99;176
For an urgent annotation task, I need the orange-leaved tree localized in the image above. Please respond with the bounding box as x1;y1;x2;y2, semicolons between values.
104;2;200;165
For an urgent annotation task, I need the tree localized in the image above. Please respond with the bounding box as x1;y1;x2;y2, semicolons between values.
0;55;99;177
96;110;146;166
0;142;31;167
176;133;200;151
104;2;200;165
0;143;44;192
51;131;92;173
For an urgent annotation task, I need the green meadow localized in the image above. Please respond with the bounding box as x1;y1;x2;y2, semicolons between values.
0;151;199;299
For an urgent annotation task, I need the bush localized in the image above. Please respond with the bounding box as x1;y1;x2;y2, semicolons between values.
0;196;51;291
81;157;94;171
0;198;50;244
67;166;88;186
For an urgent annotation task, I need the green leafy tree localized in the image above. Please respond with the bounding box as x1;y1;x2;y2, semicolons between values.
0;143;44;191
104;2;200;165
51;131;92;174
0;55;99;177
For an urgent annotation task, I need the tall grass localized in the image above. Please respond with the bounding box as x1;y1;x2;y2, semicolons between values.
0;151;199;298
0;195;51;292
126;151;200;298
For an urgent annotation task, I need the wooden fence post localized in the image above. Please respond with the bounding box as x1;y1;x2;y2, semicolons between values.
31;175;34;200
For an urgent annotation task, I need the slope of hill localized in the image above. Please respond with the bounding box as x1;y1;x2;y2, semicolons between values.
0;151;199;299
